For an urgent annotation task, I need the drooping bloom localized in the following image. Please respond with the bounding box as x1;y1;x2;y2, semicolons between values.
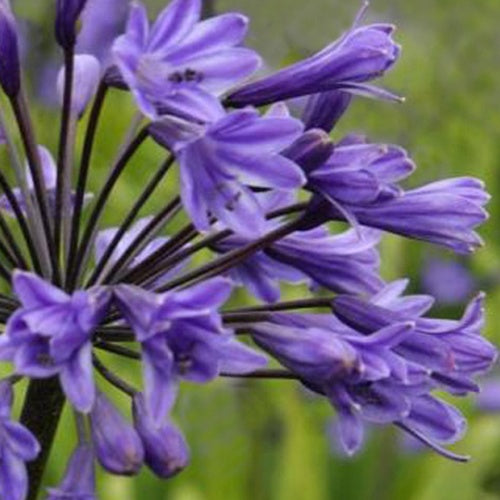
298;136;489;253
0;0;21;97
150;94;305;236
0;382;40;500
0;271;110;412
115;278;267;423
133;393;189;478
55;0;88;49
249;279;496;457
214;192;384;302
113;0;261;118
46;444;96;499
333;281;497;394
57;54;101;117
227;17;400;107
90;392;144;476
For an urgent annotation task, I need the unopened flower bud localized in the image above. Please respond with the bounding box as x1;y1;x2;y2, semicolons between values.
55;0;88;49
0;0;20;97
90;392;144;476
57;54;101;117
133;393;189;478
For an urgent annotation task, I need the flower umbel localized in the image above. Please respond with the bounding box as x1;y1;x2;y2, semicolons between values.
0;0;493;497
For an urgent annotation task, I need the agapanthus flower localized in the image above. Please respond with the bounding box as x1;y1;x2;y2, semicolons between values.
251;280;494;457
0;271;110;412
298;139;489;253
226;5;400;108
113;0;261;118
0;382;40;500
214;192;384;301
149;95;305;235
115;278;267;423
0;1;494;496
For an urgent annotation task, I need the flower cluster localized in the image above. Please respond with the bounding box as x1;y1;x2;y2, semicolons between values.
0;0;494;497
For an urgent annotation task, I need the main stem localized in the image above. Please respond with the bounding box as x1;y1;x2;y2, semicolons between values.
20;378;65;500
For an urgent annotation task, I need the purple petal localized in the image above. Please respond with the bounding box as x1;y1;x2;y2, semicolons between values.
12;270;68;308
3;421;40;461
59;343;95;412
149;0;201;53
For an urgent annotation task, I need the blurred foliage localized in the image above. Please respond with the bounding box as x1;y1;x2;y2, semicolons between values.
5;0;500;498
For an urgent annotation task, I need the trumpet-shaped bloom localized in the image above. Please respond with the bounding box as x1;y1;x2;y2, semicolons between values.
227;21;399;107
0;272;110;412
115;278;267;423
150;94;305;236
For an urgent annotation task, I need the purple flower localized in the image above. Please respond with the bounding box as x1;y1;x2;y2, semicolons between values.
333;281;497;393
0;146;93;217
215;192;384;301
252;314;421;455
57;54;101;117
150;95;305;236
0;382;40;500
0;0;21;97
55;0;88;49
421;257;476;305
133;393;189;478
227;15;400;108
115;278;267;423
46;444;96;499
305;138;416;206
0;271;111;412
113;0;260;118
324;178;490;254
301;138;489;253
90;392;144;476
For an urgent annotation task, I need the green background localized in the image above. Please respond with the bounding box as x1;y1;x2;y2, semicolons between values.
6;0;500;498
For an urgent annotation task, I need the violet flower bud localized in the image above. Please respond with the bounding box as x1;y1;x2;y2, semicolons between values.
55;0;88;49
283;129;334;174
0;0;21;97
90;392;144;476
46;444;96;499
57;54;101;117
133;393;189;478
